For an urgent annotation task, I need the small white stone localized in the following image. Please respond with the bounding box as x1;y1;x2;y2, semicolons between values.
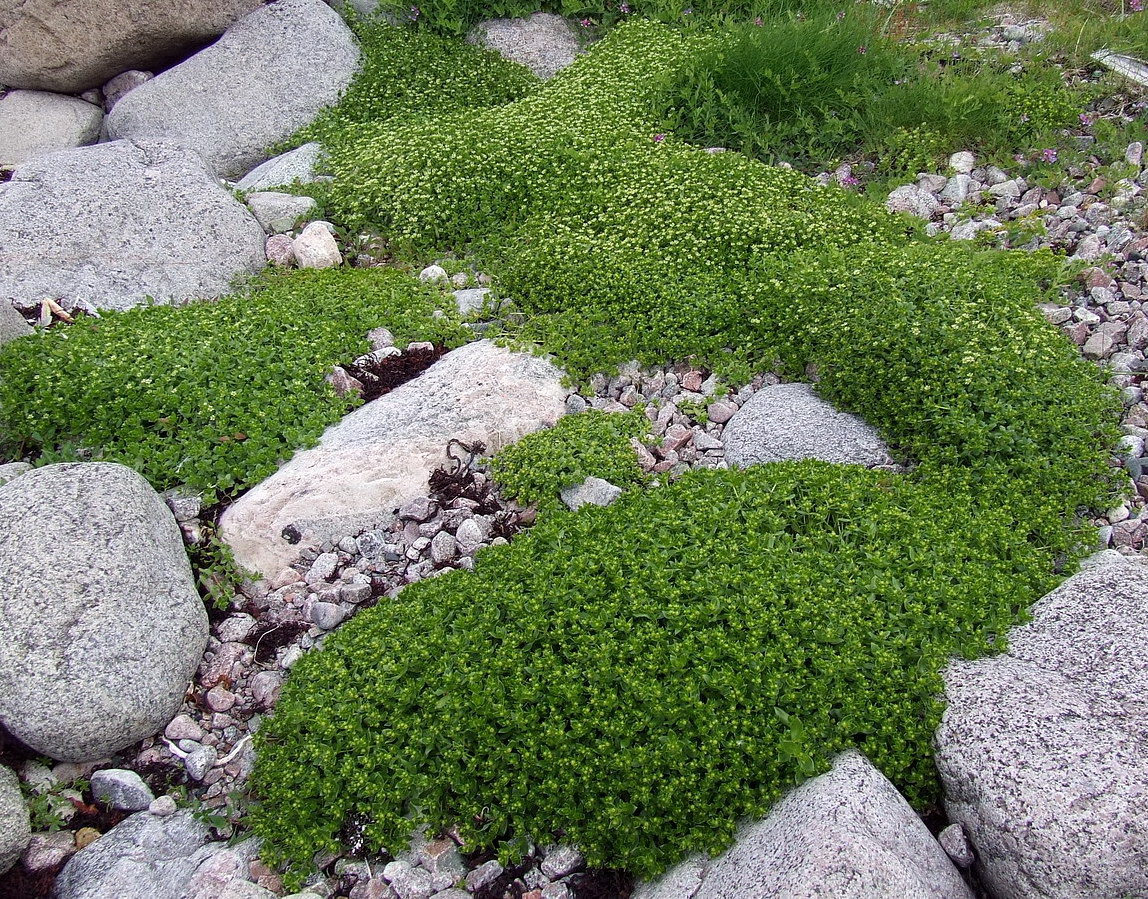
419;264;448;283
292;221;342;269
949;151;976;173
148;795;178;816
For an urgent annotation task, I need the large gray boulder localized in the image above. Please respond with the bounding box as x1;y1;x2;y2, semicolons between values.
221;339;567;576
0;764;30;875
0;140;266;312
54;810;215;899
722;382;896;469
936;555;1148;899
634;751;972;899
0;0;264;93
0;301;30;345
468;12;580;80
0;90;103;167
106;0;359;179
0;463;208;761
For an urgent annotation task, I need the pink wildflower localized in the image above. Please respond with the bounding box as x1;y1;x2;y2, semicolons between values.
1079;112;1095;126
857;44;867;54
754;15;763;25
653;133;666;143
579;17;592;26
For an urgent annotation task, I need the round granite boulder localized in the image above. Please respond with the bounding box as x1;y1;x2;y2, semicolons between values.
722;382;896;469
0;463;208;761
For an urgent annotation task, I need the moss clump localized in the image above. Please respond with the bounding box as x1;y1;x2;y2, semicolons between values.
0;268;469;500
251;461;1066;884
291;22;539;150
491;408;649;510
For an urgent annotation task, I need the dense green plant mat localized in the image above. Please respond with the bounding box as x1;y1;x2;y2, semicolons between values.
491;408;650;509
0;269;468;501
248;15;1124;887
252;462;1071;882
287;23;539;151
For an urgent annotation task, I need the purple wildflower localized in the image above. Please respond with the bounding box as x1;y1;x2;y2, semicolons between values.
1132;0;1143;12
409;5;420;19
1040;148;1058;164
682;6;693;13
579;16;592;26
619;2;631;11
754;15;763;24
653;133;666;143
1079;112;1095;126
857;44;867;54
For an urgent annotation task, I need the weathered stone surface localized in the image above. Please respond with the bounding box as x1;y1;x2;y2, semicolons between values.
0;0;264;93
0;301;30;345
0;764;30;875
886;184;941;219
106;0;360;179
723;382;894;469
246;191;317;234
53;810;219;899
633;751;971;899
221;340;566;576
936;555;1148;899
468;13;579;80
0;90;102;167
293;220;342;268
560;476;623;511
0;463;208;761
91;769;155;812
234;142;324;192
0;140;266;311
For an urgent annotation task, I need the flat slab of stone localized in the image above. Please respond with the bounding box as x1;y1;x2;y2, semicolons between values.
633;751;972;899
1092;50;1148;90
220;340;567;577
0;463;208;761
0;140;266;311
0;0;264;93
722;382;895;469
234;142;324;192
54;810;214;899
0;90;103;167
468;13;579;80
936;555;1148;899
106;0;360;179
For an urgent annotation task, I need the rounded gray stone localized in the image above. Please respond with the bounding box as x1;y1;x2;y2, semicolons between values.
234;142;324;192
0;140;267;312
722;382;894;469
0;463;209;761
245;191;317;234
0;764;31;875
560;476;622;511
636;751;972;899
105;0;360;179
91;768;155;812
0;89;103;167
468;12;580;80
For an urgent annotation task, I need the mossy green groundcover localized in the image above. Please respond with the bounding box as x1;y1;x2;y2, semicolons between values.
248;19;1122;886
0;268;468;501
